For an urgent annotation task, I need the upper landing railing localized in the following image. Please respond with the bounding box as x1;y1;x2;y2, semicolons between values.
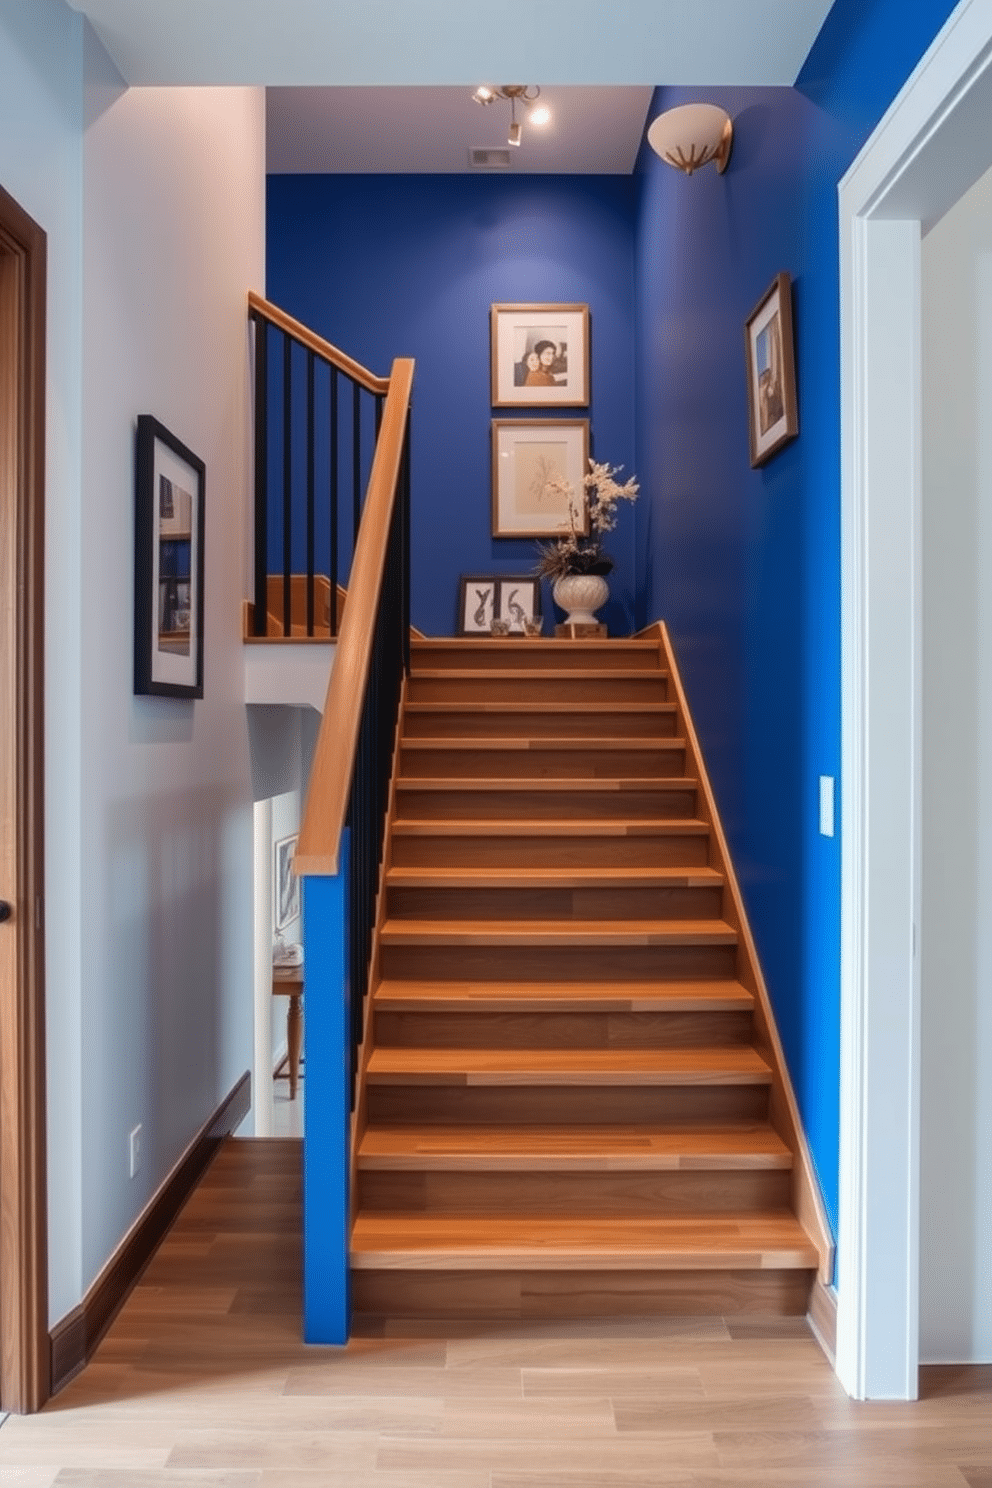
247;293;414;1346
248;291;396;639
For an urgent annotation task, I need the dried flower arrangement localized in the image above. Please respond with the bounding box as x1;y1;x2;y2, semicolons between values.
533;459;639;581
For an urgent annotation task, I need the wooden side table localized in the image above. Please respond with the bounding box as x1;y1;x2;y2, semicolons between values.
272;964;304;1100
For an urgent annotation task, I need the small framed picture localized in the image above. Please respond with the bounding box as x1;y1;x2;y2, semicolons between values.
497;577;541;633
274;832;300;931
491;303;590;407
457;575;499;635
744;272;799;468
491;418;590;538
134;415;205;697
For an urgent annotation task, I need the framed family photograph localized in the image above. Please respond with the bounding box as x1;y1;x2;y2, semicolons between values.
744;272;799;468
491;418;590;538
274;833;300;931
134;414;205;698
491;302;590;407
456;575;543;636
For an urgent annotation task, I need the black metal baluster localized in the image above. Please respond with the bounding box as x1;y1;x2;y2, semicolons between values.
252;312;268;636
352;382;361;547
282;333;292;637
329;369;339;636
306;349;315;636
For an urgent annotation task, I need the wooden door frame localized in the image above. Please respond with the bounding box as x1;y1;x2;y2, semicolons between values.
0;181;49;1413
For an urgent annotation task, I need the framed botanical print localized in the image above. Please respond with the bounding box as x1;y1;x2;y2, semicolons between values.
491;418;590;538
491;303;590;407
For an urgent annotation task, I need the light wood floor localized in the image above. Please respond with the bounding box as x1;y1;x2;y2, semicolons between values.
1;1139;987;1487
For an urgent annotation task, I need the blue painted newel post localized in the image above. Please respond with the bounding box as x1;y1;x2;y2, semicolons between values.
301;829;351;1343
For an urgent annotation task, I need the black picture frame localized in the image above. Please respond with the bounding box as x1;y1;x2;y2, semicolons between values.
134;414;205;698
457;574;543;636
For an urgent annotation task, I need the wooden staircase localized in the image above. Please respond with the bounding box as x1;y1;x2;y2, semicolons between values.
350;628;831;1320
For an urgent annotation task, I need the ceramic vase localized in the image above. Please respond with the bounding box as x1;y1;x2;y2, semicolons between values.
552;572;609;627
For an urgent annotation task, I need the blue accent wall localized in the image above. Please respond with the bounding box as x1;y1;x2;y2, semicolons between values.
634;0;961;1235
266;174;638;638
273;0;963;1253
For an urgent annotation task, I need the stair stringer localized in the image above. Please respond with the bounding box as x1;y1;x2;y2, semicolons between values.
647;620;835;1284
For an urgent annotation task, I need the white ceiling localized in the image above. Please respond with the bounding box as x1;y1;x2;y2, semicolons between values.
266;87;656;175
67;0;837;175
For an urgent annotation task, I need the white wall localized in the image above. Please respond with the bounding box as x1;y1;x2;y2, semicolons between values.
78;67;265;1296
920;162;992;1364
0;0;87;1323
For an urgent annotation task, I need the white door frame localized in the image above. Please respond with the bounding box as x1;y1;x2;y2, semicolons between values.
838;0;992;1400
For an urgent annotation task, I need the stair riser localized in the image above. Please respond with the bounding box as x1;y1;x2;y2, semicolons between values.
403;709;678;739
395;787;699;821
373;1010;754;1051
379;943;738;983
398;746;688;780
408;676;671;706
386;885;723;923
411;644;664;672
352;1267;812;1319
356;1168;792;1216
390;832;712;869
367;1085;770;1127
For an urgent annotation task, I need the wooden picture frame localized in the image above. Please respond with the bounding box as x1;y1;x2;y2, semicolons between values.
134;415;205;697
744;272;799;467
491;418;590;538
491;302;590;407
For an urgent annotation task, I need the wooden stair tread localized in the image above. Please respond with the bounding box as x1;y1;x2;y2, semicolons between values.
357;1124;792;1170
365;1045;772;1085
395;777;696;792
401;736;687;752
411;668;669;681
405;701;676;714
350;1211;818;1270
410;639;660;651
390;818;711;837
379;918;737;946
385;866;722;889
373;979;754;1012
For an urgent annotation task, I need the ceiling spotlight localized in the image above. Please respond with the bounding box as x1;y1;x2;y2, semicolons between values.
646;103;734;176
470;84;544;148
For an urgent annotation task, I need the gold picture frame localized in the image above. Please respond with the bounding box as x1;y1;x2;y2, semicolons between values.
744;272;799;467
490;302;590;407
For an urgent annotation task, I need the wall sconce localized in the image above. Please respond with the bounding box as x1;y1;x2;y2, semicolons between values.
472;85;551;149
646;103;733;175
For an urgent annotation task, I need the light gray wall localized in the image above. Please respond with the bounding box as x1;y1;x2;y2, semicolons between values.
0;0;87;1322
0;1;265;1322
920;162;992;1364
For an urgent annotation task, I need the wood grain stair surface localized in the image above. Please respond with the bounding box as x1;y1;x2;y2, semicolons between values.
357;1124;793;1170
351;1212;818;1270
349;632;822;1316
365;1046;773;1085
372;978;755;1012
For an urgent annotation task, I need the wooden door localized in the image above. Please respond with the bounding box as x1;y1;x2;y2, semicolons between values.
0;182;49;1412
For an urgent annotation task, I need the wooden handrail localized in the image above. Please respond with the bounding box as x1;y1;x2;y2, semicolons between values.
295;356;415;876
248;290;390;396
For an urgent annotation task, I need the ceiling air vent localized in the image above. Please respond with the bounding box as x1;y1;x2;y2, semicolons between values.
469;146;512;169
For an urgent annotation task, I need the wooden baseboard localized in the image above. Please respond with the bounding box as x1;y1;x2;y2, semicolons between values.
807;1277;838;1363
49;1072;251;1395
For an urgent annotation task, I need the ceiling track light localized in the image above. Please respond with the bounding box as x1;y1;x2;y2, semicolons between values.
471;85;549;148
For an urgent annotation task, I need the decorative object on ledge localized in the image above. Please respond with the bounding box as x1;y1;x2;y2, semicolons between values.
534;458;639;637
491;302;590;407
472;85;551;148
492;419;589;537
647;102;733;175
744;271;799;467
134;415;205;698
457;575;542;636
552;572;611;628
